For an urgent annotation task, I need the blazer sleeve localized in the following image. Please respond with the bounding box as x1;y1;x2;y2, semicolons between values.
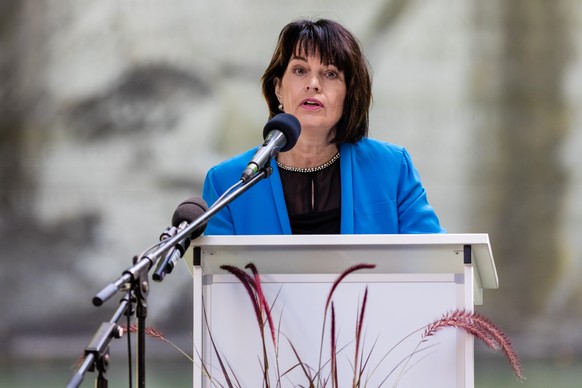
396;148;446;233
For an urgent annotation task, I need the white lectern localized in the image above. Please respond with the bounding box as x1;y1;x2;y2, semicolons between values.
189;234;497;388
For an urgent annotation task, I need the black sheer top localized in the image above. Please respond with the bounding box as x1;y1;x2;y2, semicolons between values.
278;158;341;234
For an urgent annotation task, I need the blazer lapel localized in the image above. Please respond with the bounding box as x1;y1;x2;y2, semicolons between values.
340;143;355;234
268;160;293;234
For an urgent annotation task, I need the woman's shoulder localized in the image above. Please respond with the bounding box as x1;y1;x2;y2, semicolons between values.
345;137;408;159
206;147;259;177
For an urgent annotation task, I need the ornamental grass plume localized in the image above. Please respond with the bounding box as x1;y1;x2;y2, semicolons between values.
422;310;525;382
319;263;376;388
220;263;278;386
220;263;277;349
124;324;194;363
352;287;369;388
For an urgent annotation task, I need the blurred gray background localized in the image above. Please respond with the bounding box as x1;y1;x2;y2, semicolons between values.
1;0;581;387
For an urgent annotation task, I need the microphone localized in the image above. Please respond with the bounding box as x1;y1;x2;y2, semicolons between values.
241;113;301;182
153;197;208;282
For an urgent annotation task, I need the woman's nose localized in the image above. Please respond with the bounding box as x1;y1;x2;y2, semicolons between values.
306;76;320;91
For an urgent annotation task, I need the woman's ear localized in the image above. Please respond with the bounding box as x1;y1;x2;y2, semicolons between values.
274;77;282;102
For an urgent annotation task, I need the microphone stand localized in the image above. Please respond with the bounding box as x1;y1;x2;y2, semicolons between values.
66;291;132;388
69;165;273;388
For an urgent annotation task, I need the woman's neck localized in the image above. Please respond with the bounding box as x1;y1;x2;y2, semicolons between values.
277;140;339;169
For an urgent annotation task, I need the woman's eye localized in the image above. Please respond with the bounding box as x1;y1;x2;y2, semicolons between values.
325;71;338;79
292;67;306;75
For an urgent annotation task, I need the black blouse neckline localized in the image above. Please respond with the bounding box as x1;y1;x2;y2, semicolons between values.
278;160;341;234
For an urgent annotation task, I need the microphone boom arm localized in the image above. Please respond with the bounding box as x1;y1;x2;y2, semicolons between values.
92;165;273;305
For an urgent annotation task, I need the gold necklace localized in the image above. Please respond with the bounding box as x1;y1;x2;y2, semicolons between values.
276;152;340;173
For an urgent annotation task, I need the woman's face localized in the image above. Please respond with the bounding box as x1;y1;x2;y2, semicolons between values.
275;52;346;141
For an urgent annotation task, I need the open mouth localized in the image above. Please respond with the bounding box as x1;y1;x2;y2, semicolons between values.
302;99;322;108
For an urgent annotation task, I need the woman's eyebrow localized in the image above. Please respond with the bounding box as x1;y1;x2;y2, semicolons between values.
289;55;308;62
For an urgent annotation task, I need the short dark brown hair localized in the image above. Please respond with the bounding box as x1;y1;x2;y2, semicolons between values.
261;19;372;144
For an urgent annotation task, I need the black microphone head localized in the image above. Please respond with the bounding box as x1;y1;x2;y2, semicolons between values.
171;197;208;237
262;113;301;152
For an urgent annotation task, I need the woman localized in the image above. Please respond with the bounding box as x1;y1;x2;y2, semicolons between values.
202;19;445;235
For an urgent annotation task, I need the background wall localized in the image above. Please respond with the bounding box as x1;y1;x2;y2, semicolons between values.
1;0;581;386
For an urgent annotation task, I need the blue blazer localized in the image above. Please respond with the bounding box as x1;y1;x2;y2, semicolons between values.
202;138;445;235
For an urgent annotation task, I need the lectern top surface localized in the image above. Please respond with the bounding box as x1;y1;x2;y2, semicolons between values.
192;234;498;289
